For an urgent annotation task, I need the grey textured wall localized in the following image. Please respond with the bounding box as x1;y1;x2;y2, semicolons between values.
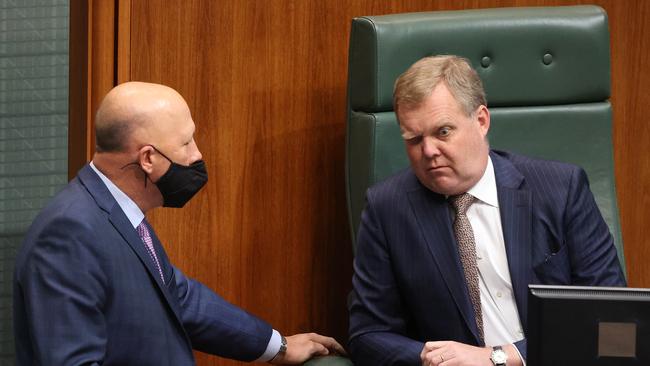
0;0;69;363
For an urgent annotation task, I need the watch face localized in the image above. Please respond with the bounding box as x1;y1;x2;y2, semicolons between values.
491;350;507;364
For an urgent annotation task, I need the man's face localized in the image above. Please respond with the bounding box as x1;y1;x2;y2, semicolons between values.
147;96;203;168
397;82;490;195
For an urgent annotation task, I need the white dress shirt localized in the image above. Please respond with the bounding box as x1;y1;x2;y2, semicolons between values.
89;162;282;361
464;157;526;362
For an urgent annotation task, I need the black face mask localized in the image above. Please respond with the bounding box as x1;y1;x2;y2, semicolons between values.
151;146;208;208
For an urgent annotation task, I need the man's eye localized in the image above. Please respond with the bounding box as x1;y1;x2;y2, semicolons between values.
406;136;422;145
439;127;451;137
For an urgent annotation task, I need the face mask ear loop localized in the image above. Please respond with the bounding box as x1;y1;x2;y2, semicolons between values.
120;161;149;188
131;144;170;188
149;145;174;164
121;145;173;189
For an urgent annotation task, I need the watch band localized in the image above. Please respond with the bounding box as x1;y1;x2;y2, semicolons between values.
279;335;287;354
270;335;287;363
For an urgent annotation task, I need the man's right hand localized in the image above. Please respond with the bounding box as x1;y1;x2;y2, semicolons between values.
270;333;346;364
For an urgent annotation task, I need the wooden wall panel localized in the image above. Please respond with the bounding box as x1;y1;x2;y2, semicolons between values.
69;0;117;179
129;3;357;365
68;0;90;180
70;0;649;365
607;0;650;290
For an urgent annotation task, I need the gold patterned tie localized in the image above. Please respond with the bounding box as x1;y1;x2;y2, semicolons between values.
449;193;484;343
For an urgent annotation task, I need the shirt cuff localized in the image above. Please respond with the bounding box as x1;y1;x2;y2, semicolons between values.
255;329;282;362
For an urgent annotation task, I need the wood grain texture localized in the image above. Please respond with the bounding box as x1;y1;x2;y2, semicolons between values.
129;2;355;364
70;0;650;365
607;0;650;288
69;0;117;177
68;0;90;181
117;0;131;83
88;0;117;157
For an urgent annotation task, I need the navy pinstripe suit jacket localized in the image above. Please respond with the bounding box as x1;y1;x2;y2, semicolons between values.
348;150;625;366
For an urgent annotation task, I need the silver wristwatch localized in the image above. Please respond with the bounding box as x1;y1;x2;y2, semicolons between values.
279;335;287;355
490;345;507;366
270;335;287;363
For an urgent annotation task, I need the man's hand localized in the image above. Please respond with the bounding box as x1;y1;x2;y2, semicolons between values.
269;333;346;364
420;341;523;366
420;341;491;366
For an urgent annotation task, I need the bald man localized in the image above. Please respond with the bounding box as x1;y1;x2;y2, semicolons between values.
13;82;344;365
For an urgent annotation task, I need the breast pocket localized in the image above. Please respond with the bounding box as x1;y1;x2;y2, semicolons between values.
533;243;571;284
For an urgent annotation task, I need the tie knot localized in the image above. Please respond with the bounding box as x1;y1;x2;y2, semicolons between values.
449;193;474;215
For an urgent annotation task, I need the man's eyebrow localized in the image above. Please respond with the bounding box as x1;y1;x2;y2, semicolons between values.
401;130;418;139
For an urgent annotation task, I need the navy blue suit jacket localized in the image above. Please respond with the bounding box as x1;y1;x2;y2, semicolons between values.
348;150;626;366
14;165;273;365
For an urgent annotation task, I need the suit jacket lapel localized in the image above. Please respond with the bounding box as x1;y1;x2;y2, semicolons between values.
407;183;482;343
491;152;532;332
145;221;186;321
77;165;189;337
107;212;168;290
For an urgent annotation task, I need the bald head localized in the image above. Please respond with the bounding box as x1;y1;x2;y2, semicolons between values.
95;82;190;153
92;82;202;212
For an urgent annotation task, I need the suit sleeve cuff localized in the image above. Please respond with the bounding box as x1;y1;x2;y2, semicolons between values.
255;329;282;362
512;343;526;366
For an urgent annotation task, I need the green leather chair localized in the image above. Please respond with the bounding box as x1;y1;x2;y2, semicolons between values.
306;5;625;366
345;5;626;274
304;355;354;366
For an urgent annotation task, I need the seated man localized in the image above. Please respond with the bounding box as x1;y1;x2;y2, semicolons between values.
14;82;344;365
348;55;625;366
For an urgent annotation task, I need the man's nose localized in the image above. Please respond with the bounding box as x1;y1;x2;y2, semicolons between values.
421;136;440;159
190;140;203;162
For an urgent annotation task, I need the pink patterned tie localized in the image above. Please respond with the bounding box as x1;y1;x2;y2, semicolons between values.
449;193;483;343
136;220;165;284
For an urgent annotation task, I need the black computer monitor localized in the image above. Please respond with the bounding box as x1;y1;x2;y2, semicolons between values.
528;285;650;366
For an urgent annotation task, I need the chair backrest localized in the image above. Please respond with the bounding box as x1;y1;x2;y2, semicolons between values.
345;5;625;273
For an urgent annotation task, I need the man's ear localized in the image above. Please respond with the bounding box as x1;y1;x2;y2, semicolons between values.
476;105;490;137
137;145;155;175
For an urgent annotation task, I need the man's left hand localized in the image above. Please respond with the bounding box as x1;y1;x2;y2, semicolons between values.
421;341;524;366
421;341;492;366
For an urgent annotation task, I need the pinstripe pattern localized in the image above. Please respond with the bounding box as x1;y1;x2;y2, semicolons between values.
348;150;626;366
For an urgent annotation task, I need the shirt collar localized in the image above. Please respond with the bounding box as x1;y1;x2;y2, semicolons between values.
90;161;145;228
467;156;499;208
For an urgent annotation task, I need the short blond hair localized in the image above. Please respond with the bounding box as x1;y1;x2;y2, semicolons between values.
393;55;486;118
